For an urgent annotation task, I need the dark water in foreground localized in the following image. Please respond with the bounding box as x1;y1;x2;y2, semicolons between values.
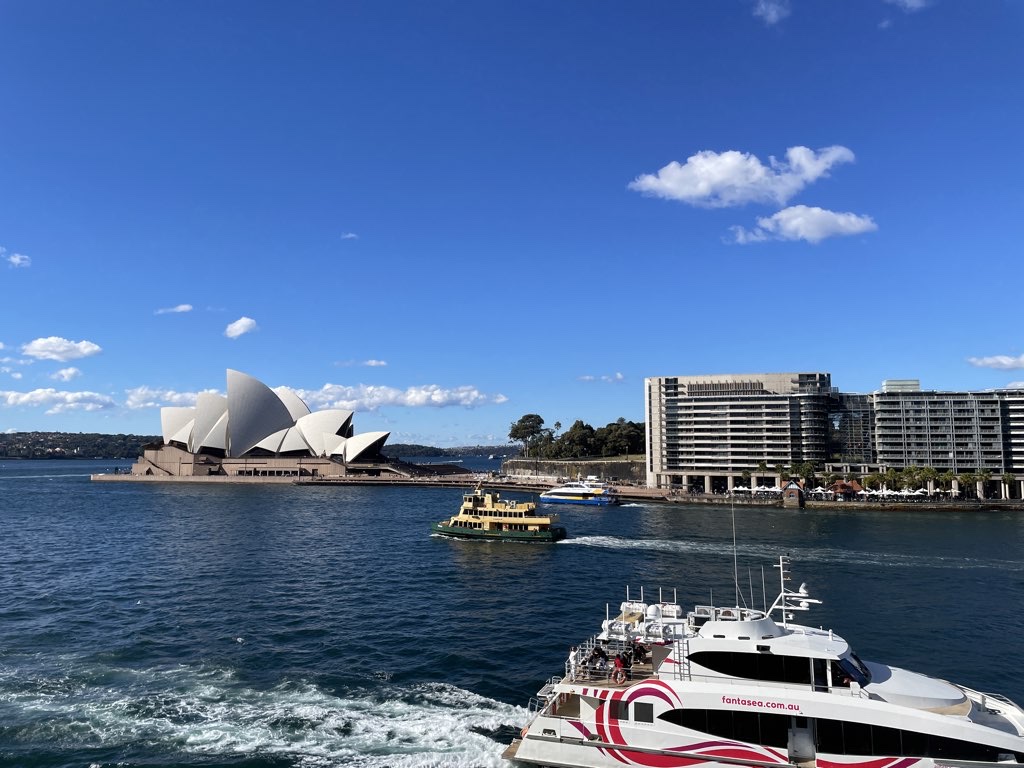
2;460;1024;767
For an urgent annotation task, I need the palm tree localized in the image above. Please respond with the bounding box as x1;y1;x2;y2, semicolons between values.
757;461;769;486
977;470;992;500
920;466;938;493
1003;472;1017;500
957;472;976;499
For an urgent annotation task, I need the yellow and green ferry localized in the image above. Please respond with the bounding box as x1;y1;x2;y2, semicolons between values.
431;486;567;543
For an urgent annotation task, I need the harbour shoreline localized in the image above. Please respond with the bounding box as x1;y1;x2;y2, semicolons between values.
90;471;1023;511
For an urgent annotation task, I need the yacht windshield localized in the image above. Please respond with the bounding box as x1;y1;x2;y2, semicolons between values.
836;654;871;687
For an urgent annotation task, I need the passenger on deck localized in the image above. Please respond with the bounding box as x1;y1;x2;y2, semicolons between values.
616;648;634;679
632;638;649;664
587;644;609;670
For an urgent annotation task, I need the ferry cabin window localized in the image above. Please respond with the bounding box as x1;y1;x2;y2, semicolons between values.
814;717;1024;761
633;702;654;723
689;651;812;685
658;708;789;748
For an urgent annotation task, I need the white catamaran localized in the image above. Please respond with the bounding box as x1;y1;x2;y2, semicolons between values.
505;556;1024;767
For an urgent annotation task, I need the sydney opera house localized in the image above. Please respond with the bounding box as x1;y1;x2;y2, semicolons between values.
130;369;394;479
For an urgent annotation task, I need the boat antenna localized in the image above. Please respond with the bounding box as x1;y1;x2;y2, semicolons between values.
761;565;767;612
731;500;740;606
768;555;821;627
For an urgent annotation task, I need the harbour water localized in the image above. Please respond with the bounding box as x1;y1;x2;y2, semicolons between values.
2;459;1024;767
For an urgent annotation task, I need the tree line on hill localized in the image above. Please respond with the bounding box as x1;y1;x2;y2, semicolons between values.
508;414;645;460
0;432;159;459
382;444;519;458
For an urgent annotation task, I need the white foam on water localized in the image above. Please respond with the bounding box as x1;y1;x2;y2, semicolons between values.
561;535;1024;571
0;473;95;480
0;662;527;767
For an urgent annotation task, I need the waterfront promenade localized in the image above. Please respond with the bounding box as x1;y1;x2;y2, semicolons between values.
90;470;1023;510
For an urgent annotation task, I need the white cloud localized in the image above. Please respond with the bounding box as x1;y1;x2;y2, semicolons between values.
629;145;855;208
155;304;193;315
336;359;389;368
967;354;1024;370
10;372;22;380
731;205;877;244
1008;381;1024;389
22;336;102;362
225;317;257;339
0;388;116;414
292;383;508;412
340;232;359;240
123;386;220;409
2;247;31;268
884;0;929;11
753;0;791;25
51;367;81;382
579;372;626;383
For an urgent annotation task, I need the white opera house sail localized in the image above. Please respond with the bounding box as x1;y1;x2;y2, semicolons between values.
135;369;391;478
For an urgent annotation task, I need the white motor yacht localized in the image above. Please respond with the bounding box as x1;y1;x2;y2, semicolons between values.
505;556;1024;767
540;477;620;506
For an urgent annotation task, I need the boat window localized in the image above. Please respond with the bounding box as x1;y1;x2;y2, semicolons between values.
633;702;653;723
814;717;1023;761
832;656;870;687
690;651;811;684
850;652;871;682
608;700;628;721
657;708;788;748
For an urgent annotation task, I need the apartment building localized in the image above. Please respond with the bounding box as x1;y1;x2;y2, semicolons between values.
644;372;833;493
645;373;1024;498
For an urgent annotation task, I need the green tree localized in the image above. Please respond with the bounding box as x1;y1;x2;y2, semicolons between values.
864;472;884;490
919;466;938;491
560;420;597;458
795;461;817;486
509;414;546;457
938;470;956;493
957;471;977;498
977;470;992;500
999;473;1015;501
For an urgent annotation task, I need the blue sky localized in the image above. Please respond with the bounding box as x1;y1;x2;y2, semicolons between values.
2;0;1023;446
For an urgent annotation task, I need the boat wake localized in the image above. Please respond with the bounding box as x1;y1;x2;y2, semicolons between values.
0;660;526;766
0;472;96;480
562;535;1024;571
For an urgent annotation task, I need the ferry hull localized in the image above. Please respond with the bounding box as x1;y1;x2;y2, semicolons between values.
430;522;566;542
539;495;617;506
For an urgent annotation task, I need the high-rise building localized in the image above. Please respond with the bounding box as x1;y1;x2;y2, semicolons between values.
644;372;833;493
645;372;1024;498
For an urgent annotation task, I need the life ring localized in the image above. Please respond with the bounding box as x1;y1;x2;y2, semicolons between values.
612;669;627;684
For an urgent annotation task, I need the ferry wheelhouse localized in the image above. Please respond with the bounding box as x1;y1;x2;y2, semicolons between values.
505;557;1024;767
431;486;566;543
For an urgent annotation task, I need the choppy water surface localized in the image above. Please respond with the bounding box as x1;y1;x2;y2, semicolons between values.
2;460;1023;767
